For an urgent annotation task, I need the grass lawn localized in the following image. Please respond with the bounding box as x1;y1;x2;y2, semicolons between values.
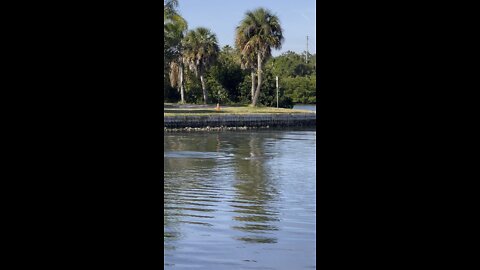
164;103;315;116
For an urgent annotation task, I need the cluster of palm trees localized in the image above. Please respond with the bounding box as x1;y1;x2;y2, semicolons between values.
164;0;284;106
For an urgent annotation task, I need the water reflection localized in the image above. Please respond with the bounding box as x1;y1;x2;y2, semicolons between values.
164;129;316;269
231;133;280;244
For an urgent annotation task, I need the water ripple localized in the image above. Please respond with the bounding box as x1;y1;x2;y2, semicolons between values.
164;130;316;269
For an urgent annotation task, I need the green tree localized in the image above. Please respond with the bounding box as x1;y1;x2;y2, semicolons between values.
207;45;244;103
182;27;219;104
235;43;257;100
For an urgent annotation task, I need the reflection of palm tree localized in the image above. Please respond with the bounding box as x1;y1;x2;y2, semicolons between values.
164;132;282;248
231;134;279;244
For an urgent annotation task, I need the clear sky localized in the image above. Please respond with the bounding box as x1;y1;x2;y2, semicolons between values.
177;0;316;56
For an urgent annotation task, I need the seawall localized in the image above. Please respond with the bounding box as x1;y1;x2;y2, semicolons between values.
164;113;316;129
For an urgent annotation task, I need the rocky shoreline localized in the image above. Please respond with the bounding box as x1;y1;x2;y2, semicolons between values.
164;125;273;132
164;113;316;131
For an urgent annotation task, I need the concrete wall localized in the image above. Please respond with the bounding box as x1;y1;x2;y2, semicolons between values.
164;113;316;128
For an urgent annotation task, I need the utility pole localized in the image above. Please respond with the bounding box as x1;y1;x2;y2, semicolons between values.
276;76;279;108
306;35;309;63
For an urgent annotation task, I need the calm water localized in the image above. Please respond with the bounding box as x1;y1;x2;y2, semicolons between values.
164;106;316;270
293;104;316;111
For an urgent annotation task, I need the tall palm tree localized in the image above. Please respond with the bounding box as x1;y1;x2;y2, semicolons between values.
182;27;219;104
165;15;187;104
235;8;284;106
164;0;187;103
164;0;185;53
164;0;187;60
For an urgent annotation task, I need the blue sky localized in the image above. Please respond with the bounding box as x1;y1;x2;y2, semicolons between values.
177;0;316;56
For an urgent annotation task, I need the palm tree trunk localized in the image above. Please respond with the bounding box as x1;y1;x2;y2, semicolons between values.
252;54;262;107
251;71;255;100
180;64;185;104
200;74;208;104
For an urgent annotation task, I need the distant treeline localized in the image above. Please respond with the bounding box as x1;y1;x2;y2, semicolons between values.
165;48;316;107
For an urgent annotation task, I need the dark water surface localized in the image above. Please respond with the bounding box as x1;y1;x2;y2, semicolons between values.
164;110;316;270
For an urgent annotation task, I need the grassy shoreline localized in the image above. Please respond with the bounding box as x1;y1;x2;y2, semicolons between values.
164;103;315;117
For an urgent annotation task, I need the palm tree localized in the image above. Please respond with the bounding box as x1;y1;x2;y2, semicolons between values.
164;0;188;103
182;27;219;104
164;0;178;15
165;15;187;104
235;8;284;106
164;0;187;60
164;1;185;29
164;0;186;57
